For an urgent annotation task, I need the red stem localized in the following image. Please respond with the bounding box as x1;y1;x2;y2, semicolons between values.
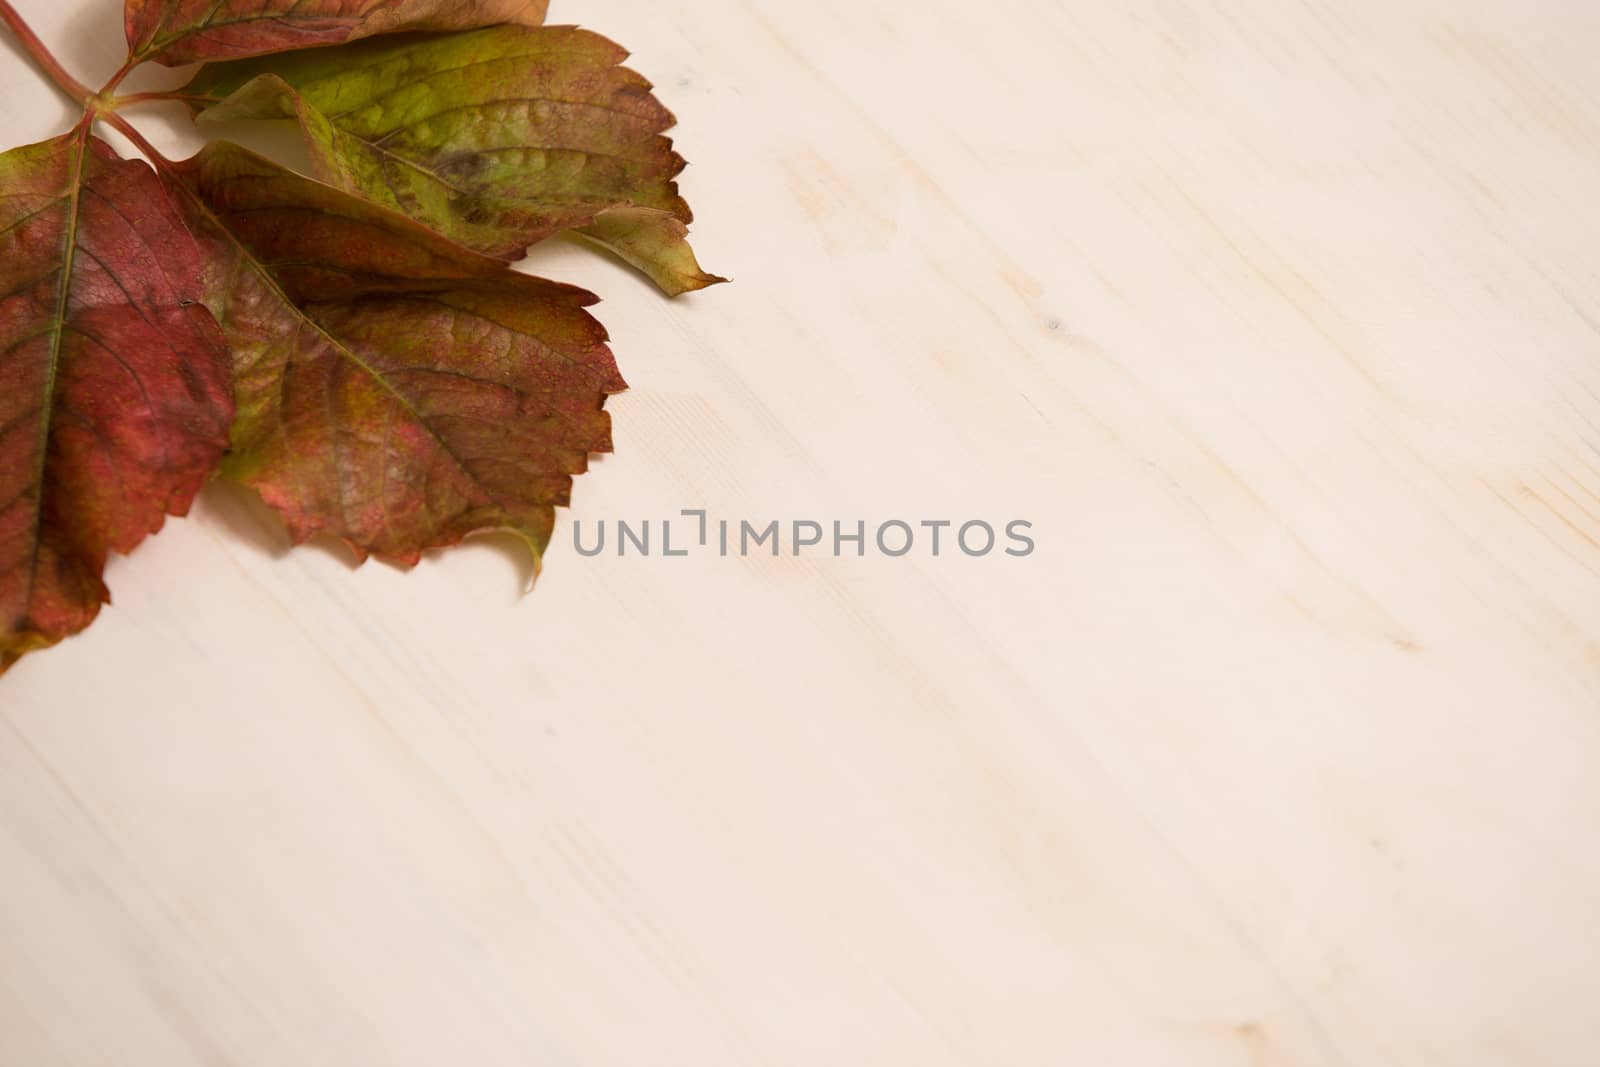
98;108;170;165
98;56;139;97
0;3;175;170
0;0;95;105
113;90;211;109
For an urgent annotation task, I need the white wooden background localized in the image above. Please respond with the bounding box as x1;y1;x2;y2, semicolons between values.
3;1;1599;1064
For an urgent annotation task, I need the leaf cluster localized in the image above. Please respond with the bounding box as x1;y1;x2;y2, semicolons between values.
0;0;720;672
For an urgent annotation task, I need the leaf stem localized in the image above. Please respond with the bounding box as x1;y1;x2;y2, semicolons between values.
98;56;139;97
112;89;210;109
0;0;95;106
98;108;170;166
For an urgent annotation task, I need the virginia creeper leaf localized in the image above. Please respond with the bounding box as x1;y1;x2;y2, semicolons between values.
126;0;548;66
164;141;624;568
0;130;234;671
182;26;725;296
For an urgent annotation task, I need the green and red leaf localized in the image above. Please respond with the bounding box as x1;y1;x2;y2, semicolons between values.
165;141;624;567
0;129;233;670
183;25;724;295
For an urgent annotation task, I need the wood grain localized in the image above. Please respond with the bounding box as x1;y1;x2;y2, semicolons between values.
2;1;1597;1064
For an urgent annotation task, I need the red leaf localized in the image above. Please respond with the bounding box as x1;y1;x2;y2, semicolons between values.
0;129;234;671
125;0;548;65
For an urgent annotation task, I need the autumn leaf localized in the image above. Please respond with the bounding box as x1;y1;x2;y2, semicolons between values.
182;25;725;296
569;206;724;299
165;141;624;567
0;127;234;671
125;0;549;66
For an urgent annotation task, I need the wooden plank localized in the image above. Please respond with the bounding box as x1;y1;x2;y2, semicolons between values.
1;1;1597;1063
